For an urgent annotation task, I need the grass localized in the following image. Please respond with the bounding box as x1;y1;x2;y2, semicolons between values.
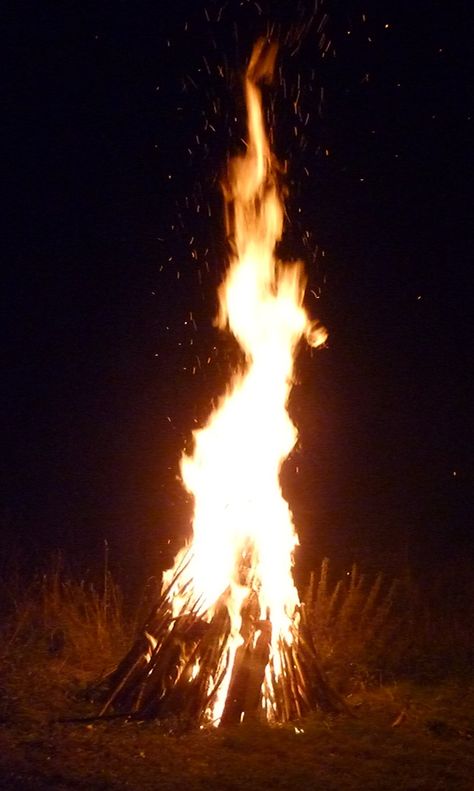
0;554;473;790
305;559;474;686
0;551;127;724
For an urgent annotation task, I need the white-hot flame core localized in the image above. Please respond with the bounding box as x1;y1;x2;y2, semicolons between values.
163;40;327;720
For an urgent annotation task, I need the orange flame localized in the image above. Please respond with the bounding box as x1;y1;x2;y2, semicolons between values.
163;39;327;722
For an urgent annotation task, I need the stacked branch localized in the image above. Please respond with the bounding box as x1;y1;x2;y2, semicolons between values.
98;562;348;727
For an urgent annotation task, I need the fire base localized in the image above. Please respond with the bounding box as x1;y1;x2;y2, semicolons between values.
98;573;348;727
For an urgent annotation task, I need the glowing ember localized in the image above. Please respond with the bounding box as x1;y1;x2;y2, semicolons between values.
163;39;327;723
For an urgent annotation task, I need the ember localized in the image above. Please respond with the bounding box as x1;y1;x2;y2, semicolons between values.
101;39;345;726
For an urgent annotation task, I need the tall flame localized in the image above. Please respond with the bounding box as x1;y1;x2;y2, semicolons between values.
164;40;327;721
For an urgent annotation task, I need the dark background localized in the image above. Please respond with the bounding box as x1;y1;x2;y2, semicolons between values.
2;0;472;584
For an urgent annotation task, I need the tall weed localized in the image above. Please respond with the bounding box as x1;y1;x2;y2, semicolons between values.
305;559;473;688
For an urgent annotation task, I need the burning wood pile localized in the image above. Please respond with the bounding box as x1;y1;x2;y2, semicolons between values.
100;554;346;725
100;40;344;726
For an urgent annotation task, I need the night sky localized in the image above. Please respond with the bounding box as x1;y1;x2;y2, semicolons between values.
3;1;472;581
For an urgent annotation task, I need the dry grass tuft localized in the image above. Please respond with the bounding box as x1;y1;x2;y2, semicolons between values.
305;558;474;689
0;550;129;723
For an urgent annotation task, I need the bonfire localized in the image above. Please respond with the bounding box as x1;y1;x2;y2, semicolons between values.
101;39;346;726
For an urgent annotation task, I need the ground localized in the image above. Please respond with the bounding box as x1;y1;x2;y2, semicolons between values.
1;672;473;790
